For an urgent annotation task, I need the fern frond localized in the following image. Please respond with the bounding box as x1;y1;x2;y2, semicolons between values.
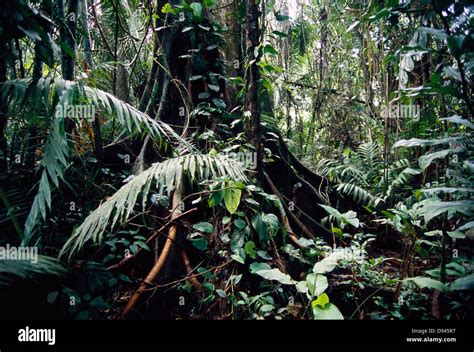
386;167;420;195
336;182;384;207
358;141;380;166
60;153;248;259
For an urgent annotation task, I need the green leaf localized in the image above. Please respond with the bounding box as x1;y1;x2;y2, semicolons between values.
451;274;474;291
252;268;293;285
224;187;241;214
231;253;245;264
263;44;278;56
420;199;474;223
306;274;328;297
190;2;203;18
244;241;257;259
212;98;226;110
274;11;290;21
208;190;224;208
272;30;288;38
47;291;59;304
191;237;208;250
313;256;338;274
319;204;342;218
203;0;215;6
312;302;344;320
393;136;465;148
419;148;462;171
251;213;279;241
161;3;173;13
216;289;226;297
249;262;271;273
198;92;210;99
440;115;474;129
312;293;329;308
404;276;450;292
234;219;246;229
193;222;214;233
447;231;465;239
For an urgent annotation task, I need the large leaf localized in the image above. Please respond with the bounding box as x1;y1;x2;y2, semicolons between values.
1;79;195;243
313;256;338;274
306;273;328;297
404;276;450;292
393;136;468;149
419;148;463;171
440;116;474;129
250;262;293;285
251;213;279;241
419;199;474;223
224;186;241;214
451;275;474;291
311;294;344;320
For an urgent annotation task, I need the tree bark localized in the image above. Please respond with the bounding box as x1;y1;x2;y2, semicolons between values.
59;0;79;81
245;0;262;177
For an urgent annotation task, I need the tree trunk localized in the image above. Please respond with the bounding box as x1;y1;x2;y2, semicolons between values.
245;0;262;177
59;0;79;81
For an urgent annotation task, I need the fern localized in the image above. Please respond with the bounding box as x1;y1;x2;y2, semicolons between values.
60;153;248;259
317;142;420;206
336;182;384;207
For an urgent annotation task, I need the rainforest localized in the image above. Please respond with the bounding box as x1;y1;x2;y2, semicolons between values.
0;0;473;323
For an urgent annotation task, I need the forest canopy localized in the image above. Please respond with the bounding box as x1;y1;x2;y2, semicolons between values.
0;0;473;321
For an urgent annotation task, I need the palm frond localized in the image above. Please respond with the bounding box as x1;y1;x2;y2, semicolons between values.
0;255;67;287
22;80;73;244
0;78;192;150
1;78;194;243
60;153;248;259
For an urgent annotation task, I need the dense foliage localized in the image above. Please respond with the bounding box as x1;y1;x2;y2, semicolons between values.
0;0;472;320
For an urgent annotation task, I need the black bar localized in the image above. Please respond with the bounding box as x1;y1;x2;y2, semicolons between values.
0;320;471;350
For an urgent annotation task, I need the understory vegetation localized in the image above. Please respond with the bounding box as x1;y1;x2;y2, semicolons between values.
0;0;472;320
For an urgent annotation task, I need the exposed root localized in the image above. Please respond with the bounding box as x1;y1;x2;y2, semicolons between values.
107;207;197;272
121;178;183;318
264;172;305;249
180;250;203;291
